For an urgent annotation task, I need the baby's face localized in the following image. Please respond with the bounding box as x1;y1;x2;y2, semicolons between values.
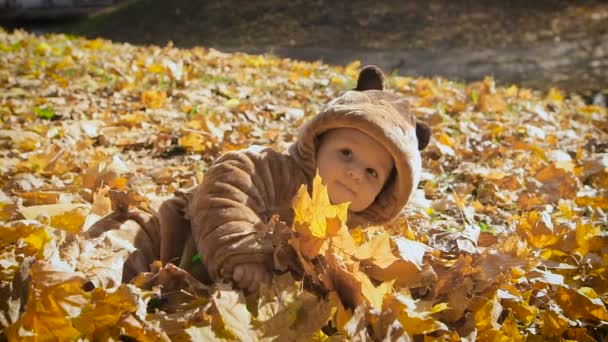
316;128;394;212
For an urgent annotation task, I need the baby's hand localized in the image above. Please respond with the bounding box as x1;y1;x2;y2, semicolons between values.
233;264;271;292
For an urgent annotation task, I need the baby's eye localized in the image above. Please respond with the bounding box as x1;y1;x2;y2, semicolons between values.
340;148;352;159
366;168;378;178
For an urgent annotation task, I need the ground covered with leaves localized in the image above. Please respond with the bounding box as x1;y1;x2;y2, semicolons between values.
0;29;607;341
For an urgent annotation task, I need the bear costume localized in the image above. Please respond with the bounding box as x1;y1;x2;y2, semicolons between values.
86;65;431;286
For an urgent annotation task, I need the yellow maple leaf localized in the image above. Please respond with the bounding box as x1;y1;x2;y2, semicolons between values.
501;290;538;326
474;293;502;332
72;285;140;337
387;292;448;336
479;312;524;342
23;227;51;256
50;208;88;233
575;223;602;256
0;220;40;248
0;220;52;256
516;210;561;249
19;203;90;232
357;274;393;310
179;131;210;153
540;309;568;338
292;172;349;239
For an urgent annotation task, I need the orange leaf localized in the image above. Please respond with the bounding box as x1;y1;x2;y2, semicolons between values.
534;164;578;200
140;90;166;109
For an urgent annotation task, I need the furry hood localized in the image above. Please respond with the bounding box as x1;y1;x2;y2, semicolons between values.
289;65;430;227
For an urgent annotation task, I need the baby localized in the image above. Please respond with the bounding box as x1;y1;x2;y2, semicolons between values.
87;65;430;292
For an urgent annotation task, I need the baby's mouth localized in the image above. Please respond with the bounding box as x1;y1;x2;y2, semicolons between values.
336;180;356;198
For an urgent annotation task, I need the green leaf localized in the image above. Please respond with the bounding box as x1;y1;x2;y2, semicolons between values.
191;253;201;263
471;90;479;104
35;107;55;120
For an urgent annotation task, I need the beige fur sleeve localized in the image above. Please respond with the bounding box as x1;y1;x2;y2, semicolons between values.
186;148;306;281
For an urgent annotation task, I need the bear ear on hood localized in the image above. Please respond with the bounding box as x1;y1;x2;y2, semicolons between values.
355;65;385;91
416;121;431;151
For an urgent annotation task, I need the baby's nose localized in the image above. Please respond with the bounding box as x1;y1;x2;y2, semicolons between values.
347;167;364;181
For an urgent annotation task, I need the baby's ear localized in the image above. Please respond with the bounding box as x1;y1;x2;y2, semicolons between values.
416;121;431;151
355;65;384;91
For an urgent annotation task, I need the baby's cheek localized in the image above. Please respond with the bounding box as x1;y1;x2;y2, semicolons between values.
364;182;383;204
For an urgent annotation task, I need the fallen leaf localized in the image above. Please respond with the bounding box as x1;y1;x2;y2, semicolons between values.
4;261;90;341
292;172;349;239
554;286;608;321
393;237;431;270
211;288;256;341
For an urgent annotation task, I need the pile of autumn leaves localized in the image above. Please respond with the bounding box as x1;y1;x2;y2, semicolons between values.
1;29;607;341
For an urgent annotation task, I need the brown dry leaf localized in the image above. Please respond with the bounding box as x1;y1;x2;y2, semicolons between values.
255;273;301;337
393;236;431;270
325;253;393;310
81;155;131;192
563;327;598;342
342;304;370;340
72;232;135;289
323;254;365;309
18;191;61;206
554;286;608;321
287;291;333;340
113;314;170;342
4;261;90;341
534;163;579;201
18;144;68;174
477;91;507;113
83;186;114;231
90;186;113;217
350;232;429;287
433;255;474;323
